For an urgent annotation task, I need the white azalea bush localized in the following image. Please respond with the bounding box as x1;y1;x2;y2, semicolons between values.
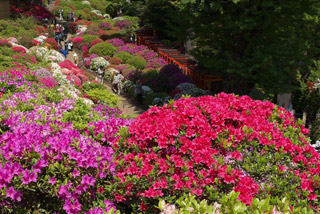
122;80;136;97
90;57;110;71
44;49;65;63
29;46;48;58
33;35;47;44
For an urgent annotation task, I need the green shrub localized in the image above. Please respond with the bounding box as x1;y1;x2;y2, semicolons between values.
114;51;133;63
159;192;315;214
62;99;100;130
82;34;99;45
86;88;118;107
126;56;146;70
89;42;117;57
82;82;104;92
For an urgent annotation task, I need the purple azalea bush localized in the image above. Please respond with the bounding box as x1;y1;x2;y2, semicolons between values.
107;38;125;47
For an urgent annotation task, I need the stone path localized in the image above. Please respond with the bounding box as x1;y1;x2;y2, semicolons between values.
63;35;147;116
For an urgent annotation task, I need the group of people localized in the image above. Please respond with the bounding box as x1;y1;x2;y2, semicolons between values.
59;9;81;22
54;24;68;45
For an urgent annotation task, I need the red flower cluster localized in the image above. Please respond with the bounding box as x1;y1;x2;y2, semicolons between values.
59;60;78;70
90;39;103;47
45;38;59;50
113;93;319;209
0;39;12;47
11;46;27;53
10;1;54;19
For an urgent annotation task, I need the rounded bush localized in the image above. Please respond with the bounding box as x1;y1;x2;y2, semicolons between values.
89;43;117;57
109;57;122;65
82;35;100;46
90;38;103;47
114;51;133;63
113;93;318;212
126;56;146;70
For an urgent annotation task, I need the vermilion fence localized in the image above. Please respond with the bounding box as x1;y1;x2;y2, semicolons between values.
135;28;223;93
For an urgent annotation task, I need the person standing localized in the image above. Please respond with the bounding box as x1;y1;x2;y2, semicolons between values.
64;26;68;41
131;33;136;44
73;52;78;66
78;15;82;20
97;66;105;84
59;9;64;21
112;71;124;94
64;42;69;55
68;41;73;51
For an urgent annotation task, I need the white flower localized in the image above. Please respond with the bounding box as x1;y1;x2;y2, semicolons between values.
113;17;124;21
81;0;90;5
33;35;47;44
103;14;111;19
44;50;65;63
90;57;110;70
29;46;47;57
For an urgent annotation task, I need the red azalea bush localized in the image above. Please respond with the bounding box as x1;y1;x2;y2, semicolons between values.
0;39;12;47
113;93;320;213
71;37;83;44
34;25;47;35
109;57;122;65
67;75;82;88
10;1;55;19
59;60;78;70
45;38;59;50
90;38;103;47
11;46;27;53
32;39;41;46
68;22;78;34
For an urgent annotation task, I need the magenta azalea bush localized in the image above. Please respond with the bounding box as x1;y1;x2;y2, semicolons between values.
112;93;319;213
0;41;132;213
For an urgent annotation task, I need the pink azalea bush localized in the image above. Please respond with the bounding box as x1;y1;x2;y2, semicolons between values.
112;93;319;213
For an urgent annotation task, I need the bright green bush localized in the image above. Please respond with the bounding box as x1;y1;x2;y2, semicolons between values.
114;51;133;63
82;35;100;45
89;42;117;57
126;56;146;70
62;99;101;130
86;88;118;107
